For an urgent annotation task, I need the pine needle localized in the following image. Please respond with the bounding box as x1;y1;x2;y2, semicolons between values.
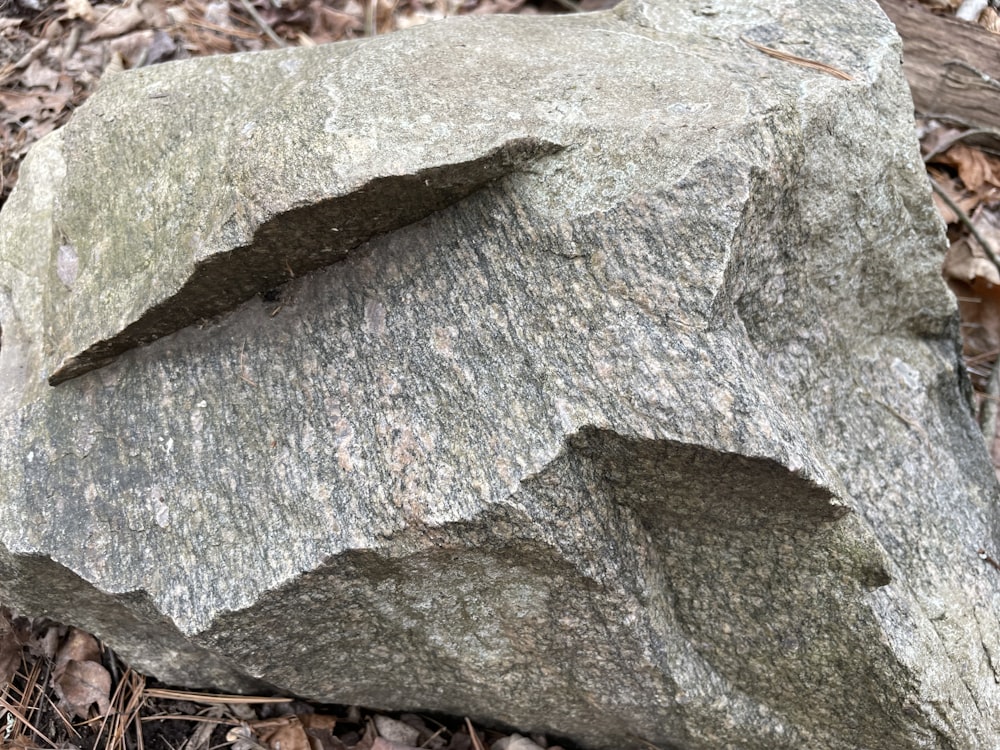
143;688;293;705
740;36;854;81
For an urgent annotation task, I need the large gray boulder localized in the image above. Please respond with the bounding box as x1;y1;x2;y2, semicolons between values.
2;0;999;747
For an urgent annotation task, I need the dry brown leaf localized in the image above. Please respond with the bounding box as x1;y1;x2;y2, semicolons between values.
65;0;97;22
353;721;378;750
928;168;979;224
981;5;1000;31
138;0;173;28
932;191;958;225
300;714;340;750
25;619;60;660
973;205;1000;248
228;724;271;750
917;0;962;10
260;719;313;750
87;3;147;41
0;637;21;686
2;76;77;126
304;0;362;40
945;238;1000;373
55;628;101;667
0;609;24;687
373;716;420;746
21;59;60;89
306;732;350;750
50;627;112;719
919;121;960;157
19;118;60;145
108;29;155;65
53;659;112;718
937;143;1000;193
944;236;1000;285
0;91;47;121
40;77;76;112
204;0;235;28
300;715;337;732
470;0;528;14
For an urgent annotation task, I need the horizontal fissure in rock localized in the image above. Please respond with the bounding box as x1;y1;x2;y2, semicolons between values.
48;137;563;385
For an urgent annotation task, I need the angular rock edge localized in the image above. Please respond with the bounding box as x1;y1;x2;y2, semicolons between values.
49;137;563;384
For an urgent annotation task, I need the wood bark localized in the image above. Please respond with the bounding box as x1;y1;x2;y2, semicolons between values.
879;0;1000;129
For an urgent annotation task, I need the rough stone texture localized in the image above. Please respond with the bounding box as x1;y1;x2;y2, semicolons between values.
1;0;999;748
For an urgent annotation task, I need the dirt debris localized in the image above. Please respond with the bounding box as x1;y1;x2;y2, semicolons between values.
0;608;575;750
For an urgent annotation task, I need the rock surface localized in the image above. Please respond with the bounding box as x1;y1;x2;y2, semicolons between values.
2;0;1000;748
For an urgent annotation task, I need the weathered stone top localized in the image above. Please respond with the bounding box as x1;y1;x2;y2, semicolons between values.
3;0;877;391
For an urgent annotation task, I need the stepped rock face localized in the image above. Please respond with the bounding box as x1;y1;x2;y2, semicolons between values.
2;0;1000;747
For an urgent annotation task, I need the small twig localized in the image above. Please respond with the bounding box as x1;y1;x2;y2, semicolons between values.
0;695;58;749
120;671;146;750
874;399;929;443
928;177;1000;272
979;355;1000;443
464;718;486;750
740;36;853;81
107;648;122;684
235;0;287;47
13;39;48;70
42;693;81;738
979;547;1000;571
188;17;264;40
141;713;240;725
919;113;982;129
626;734;665;750
238;339;258;387
944;60;1000;91
966;348;1000;364
62;25;82;61
923;128;1000;162
549;0;582;11
422;726;447;747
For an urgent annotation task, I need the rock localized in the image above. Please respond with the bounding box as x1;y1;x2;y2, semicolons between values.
1;0;998;748
44;133;562;385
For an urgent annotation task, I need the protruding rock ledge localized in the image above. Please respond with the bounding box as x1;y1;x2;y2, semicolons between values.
47;137;563;384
